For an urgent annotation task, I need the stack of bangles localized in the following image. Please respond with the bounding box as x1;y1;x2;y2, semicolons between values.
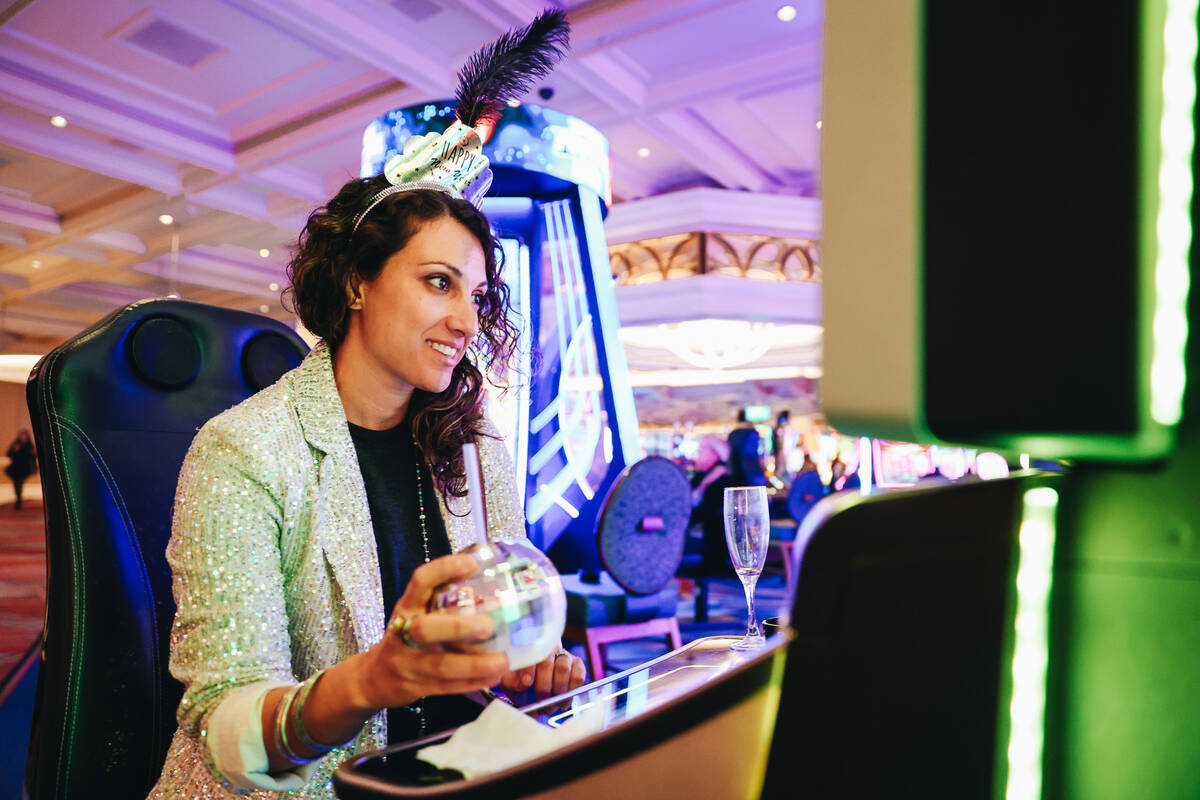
273;669;341;766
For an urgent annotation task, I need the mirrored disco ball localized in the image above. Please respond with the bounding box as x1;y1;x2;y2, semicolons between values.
428;541;566;670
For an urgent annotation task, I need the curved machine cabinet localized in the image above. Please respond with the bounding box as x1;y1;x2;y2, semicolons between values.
334;635;787;799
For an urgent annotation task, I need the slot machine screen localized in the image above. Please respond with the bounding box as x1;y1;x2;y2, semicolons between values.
872;439;934;488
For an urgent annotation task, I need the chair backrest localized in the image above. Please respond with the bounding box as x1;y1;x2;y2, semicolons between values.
595;456;691;595
24;298;308;800
786;468;827;523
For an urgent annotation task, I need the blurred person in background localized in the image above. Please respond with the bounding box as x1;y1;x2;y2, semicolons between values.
6;429;35;511
687;434;737;576
772;410;797;482
727;410;768;488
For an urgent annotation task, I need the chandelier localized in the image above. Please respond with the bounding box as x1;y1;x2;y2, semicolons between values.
619;319;822;371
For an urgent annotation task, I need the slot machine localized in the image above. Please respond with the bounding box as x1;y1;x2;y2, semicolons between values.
362;102;640;572
772;2;1200;798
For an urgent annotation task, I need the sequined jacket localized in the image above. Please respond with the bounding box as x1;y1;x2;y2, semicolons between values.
148;342;527;799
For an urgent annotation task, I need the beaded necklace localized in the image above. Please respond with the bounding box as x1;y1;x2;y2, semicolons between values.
409;435;431;736
413;435;432;563
411;439;513;722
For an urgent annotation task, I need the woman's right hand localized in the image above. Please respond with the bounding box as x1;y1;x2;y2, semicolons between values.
352;553;510;710
263;553;510;770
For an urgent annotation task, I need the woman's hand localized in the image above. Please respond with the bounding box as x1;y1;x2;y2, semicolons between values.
354;553;512;711
499;647;587;703
265;553;511;770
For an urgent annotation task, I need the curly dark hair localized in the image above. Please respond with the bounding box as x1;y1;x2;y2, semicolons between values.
284;174;521;499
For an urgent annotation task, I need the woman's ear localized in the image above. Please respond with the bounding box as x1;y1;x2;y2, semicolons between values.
346;275;363;310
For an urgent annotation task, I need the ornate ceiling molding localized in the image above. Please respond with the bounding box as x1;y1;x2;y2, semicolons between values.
610;231;820;285
604;186;821;243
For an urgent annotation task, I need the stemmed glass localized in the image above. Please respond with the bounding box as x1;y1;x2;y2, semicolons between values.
724;485;770;650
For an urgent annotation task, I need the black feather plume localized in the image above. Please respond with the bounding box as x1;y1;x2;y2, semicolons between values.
455;9;571;129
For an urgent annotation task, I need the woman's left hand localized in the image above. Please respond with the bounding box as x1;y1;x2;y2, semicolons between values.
499;647;587;701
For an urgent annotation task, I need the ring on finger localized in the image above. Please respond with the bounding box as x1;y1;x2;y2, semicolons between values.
388;613;420;649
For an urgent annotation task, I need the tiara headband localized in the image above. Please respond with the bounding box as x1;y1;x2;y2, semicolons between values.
351;9;570;236
351;181;465;235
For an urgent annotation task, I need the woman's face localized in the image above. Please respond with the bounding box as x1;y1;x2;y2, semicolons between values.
350;215;487;394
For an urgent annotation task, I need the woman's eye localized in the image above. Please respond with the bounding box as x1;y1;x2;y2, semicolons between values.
429;275;450;291
472;293;487;309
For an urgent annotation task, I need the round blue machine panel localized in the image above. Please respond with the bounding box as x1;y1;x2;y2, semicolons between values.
361;101;611;204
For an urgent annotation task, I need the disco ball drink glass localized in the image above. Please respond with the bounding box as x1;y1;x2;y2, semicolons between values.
428;540;566;670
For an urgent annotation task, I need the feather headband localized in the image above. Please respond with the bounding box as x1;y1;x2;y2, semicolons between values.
352;9;571;234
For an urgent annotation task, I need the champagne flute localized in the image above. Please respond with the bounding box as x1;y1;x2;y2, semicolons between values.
724;485;770;650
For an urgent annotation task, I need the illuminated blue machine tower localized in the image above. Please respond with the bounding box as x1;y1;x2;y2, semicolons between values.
362;103;640;570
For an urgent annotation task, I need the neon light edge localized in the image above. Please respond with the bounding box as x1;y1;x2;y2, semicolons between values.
1004;487;1059;800
1151;0;1198;426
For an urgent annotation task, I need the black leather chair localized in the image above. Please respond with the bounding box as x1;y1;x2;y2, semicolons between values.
761;475;1049;799
24;298;308;800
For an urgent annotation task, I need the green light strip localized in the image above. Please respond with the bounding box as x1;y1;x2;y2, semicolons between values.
1004;487;1059;800
1151;0;1198;425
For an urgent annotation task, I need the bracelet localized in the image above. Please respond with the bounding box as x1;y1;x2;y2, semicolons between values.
274;682;308;766
480;687;515;706
294;669;339;754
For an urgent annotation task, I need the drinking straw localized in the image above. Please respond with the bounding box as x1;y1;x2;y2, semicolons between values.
462;442;488;545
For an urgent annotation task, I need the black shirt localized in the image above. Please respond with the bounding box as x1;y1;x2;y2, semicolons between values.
347;417;451;614
348;417;480;741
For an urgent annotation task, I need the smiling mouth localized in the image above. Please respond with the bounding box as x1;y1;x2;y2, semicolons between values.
427;340;457;358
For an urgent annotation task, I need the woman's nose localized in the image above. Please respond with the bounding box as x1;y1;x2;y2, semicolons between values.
450;293;479;339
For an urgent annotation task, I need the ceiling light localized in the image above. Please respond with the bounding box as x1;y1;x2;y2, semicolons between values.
259;248;270;258
816;120;823;129
31;260;41;269
158;214;174;225
506;99;521;108
776;5;797;22
259;304;270;313
268;282;280;292
637;147;651;158
0;355;43;384
620;320;823;371
49;115;67;128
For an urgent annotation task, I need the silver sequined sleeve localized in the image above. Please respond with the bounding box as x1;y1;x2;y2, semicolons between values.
166;416;294;755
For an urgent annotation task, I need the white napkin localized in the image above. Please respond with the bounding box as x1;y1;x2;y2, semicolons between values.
416;698;605;779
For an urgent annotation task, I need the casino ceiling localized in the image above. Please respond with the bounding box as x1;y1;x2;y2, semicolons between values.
0;0;822;421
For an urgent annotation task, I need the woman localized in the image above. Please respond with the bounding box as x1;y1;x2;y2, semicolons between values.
148;178;586;798
5;429;35;510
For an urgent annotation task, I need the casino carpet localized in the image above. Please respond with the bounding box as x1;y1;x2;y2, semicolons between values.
0;498;44;694
0;497;45;799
